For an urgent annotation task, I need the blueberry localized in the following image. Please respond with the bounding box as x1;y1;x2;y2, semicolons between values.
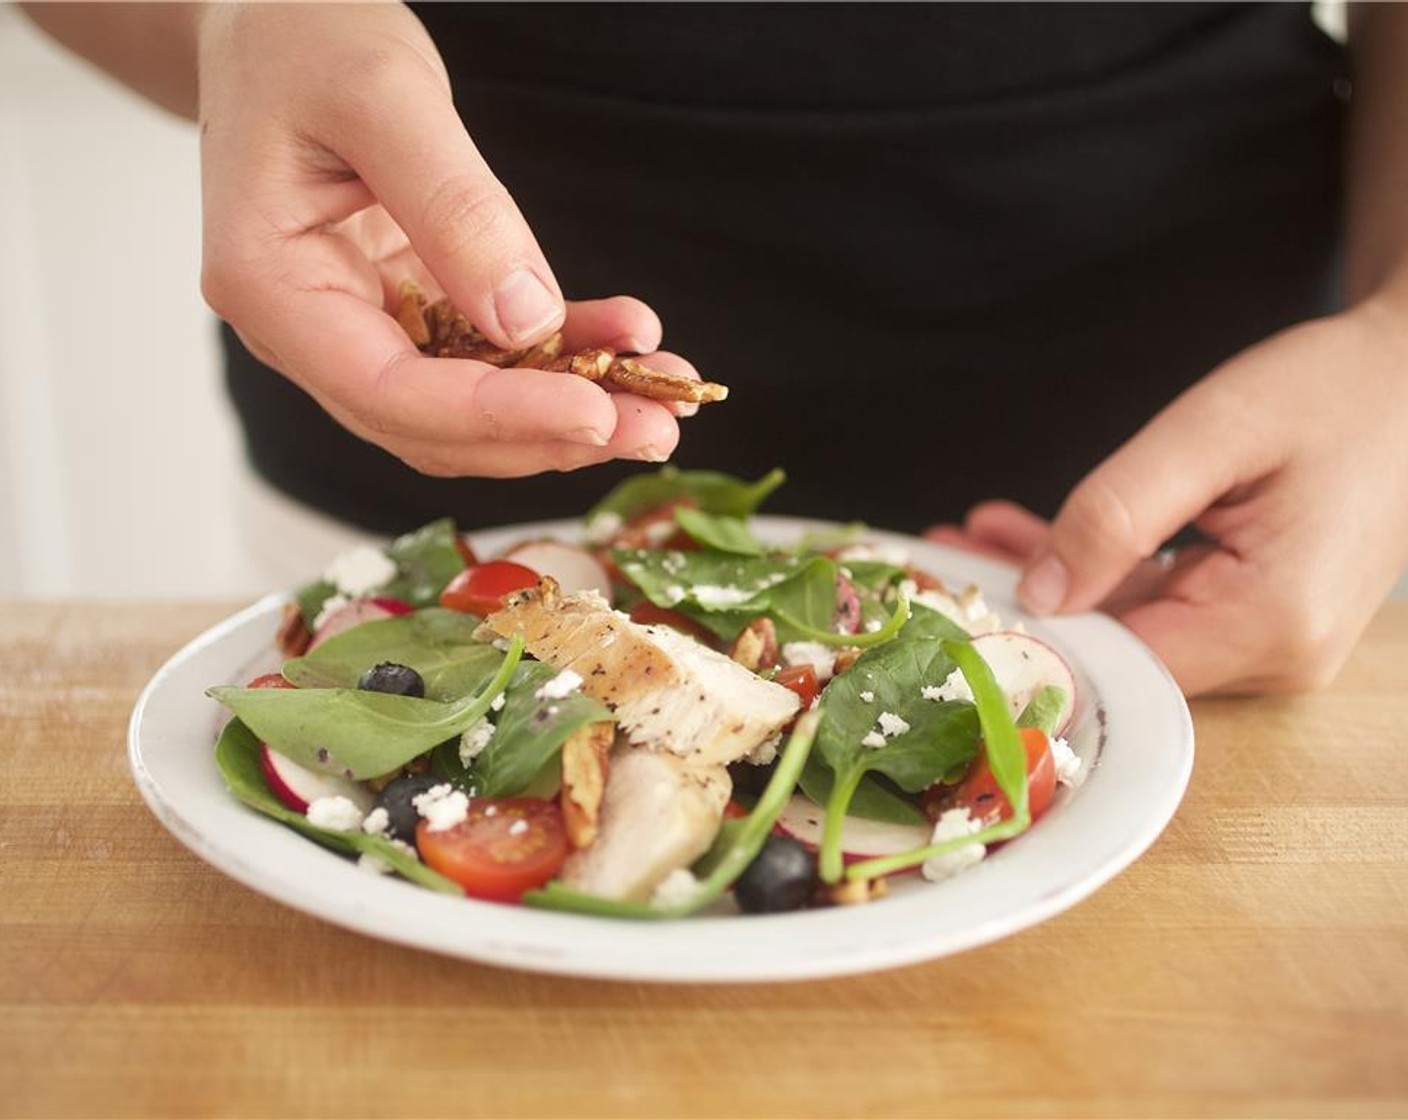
734;835;817;914
358;661;425;698
371;773;444;844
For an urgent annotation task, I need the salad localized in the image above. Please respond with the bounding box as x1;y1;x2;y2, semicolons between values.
210;467;1083;919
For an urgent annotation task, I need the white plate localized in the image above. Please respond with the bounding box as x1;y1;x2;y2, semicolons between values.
128;517;1193;983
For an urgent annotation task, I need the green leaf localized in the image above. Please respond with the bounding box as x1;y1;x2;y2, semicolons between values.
209;637;524;780
524;709;821;919
282;608;500;700
587;466;786;523
673;507;765;556
294;579;337;629
812;630;982;882
798;755;929;826
1016;684;1069;736
381;518;467;608
471;662;612;797
213;717;461;893
841;639;1034;883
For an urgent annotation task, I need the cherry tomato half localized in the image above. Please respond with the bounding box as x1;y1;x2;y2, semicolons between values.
247;672;294;689
415;797;569;903
772;664;820;711
927;727;1056;826
439;560;540;616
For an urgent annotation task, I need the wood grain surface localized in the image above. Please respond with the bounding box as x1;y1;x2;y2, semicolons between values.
2;601;1406;1119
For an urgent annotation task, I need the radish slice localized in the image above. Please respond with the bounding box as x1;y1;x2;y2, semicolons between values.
774;795;930;864
259;745;375;815
970;631;1077;735
308;599;399;650
503;540;612;598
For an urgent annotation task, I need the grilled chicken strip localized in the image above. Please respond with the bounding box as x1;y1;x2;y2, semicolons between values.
559;746;731;902
480;579;800;767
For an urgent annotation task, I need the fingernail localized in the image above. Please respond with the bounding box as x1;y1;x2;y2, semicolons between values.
566;426;611;447
494;268;563;344
633;444;670;463
674;401;700;419
1019;554;1069;615
614;335;651;355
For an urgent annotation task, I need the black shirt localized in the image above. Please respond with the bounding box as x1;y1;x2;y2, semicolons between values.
224;2;1347;534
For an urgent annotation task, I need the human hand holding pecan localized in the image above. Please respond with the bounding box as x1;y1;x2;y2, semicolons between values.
197;3;701;476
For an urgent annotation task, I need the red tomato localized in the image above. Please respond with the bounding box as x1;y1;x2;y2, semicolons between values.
439;560;540;616
627;601;718;646
773;664;820;711
929;727;1056;826
247;672;294;689
723;800;750;820
415;798;569;903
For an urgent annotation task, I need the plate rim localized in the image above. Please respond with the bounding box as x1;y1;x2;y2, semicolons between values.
128;517;1194;983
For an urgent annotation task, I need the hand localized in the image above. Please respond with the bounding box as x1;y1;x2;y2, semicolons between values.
927;301;1408;695
196;3;688;477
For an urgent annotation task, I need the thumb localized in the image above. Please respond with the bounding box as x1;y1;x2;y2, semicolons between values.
322;50;564;349
1017;392;1253;616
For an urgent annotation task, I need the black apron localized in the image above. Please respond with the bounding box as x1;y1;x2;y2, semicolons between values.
224;2;1347;534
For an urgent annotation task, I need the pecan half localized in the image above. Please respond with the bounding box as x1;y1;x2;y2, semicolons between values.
729;617;780;673
561;721;615;849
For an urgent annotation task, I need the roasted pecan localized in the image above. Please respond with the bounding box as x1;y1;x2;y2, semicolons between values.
729;617;781;673
275;602;312;659
561;721;614;849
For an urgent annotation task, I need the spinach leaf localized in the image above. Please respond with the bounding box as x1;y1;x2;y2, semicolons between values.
1016;684;1069;736
282;608;499;700
524;710;820;919
843;640;1032;883
587;466;785;523
813;632;981;882
209;637;523;780
673;507;765;556
798;755;928;826
472;662;613;797
381;518;467;607
213;717;460;893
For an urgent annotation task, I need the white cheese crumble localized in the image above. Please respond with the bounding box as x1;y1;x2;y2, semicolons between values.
781;641;837;683
663;584;687;605
535;668;584;700
412;783;470;832
836;542;911;567
305;796;365;832
507;819;529;837
876;711;910;738
691;584;757;608
490;691;506;713
921;807;987;882
582;510;623;545
361;807;391;837
459;717;496;764
861;731;888;749
1051;736;1082;786
859;690;875;703
323;544;396;597
651;868;701;909
744;731;782;766
923;668;974;703
311;593;349;632
864;618;884;633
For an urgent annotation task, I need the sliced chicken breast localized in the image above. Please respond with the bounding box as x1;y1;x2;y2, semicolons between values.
480;579;799;767
559;746;731;902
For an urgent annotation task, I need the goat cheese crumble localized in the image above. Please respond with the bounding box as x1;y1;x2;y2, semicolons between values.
305;795;365;832
323;544;396;597
923;668;974;703
459;716;496;764
782;641;837;682
535;669;584;700
412;783;470;832
921;807;987;882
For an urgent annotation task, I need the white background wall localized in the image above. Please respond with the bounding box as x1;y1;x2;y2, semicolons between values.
0;6;248;599
1;3;1398;603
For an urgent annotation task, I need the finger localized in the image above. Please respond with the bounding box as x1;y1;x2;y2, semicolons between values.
265;278;621;447
560;296;663;355
599;393;681;462
1017;393;1263;616
320;55;565;349
1113;551;1261;696
963;500;1050;563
